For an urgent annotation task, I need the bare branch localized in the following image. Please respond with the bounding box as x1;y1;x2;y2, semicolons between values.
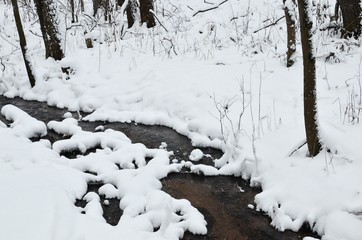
192;0;229;17
253;16;285;33
150;10;168;32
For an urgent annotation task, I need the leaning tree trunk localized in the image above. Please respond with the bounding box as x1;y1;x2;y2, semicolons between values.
34;0;64;61
297;0;322;157
11;0;36;87
283;0;296;67
339;0;361;38
139;0;155;28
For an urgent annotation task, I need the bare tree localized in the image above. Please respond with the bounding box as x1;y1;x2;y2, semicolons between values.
338;0;361;38
126;0;138;28
104;0;110;22
80;0;85;12
118;0;149;28
139;0;155;28
297;0;322;156
34;0;64;61
93;0;101;16
69;0;76;23
93;0;111;21
334;0;340;21
283;0;296;67
11;0;36;87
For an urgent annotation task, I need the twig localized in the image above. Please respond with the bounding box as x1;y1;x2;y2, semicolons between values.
204;0;214;4
150;10;168;32
29;29;42;38
66;24;83;31
230;14;247;22
193;0;229;17
0;34;19;48
253;16;285;33
289;141;307;157
0;57;5;71
163;38;178;55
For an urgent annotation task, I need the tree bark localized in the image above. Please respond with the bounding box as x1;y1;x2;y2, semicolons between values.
70;0;76;23
80;0;85;12
334;0;340;21
93;0;101;16
34;0;64;61
11;0;36;87
104;0;110;22
139;0;155;28
339;0;361;38
297;0;322;157
284;0;296;67
126;0;138;28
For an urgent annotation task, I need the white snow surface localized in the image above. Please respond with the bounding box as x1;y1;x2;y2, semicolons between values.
1;0;362;239
0;115;207;240
189;149;204;161
1;104;47;138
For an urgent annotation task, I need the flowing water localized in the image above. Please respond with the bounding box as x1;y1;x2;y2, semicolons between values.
0;96;318;240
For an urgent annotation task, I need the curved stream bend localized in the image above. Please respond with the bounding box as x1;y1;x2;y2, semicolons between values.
0;96;317;240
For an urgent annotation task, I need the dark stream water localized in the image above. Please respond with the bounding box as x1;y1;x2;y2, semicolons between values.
0;96;318;240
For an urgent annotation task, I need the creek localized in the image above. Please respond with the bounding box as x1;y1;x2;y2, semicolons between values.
0;95;317;240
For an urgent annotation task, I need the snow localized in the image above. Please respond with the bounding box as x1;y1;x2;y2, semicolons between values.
1;0;362;239
189;149;204;161
247;204;254;209
0;115;207;240
1;104;47;138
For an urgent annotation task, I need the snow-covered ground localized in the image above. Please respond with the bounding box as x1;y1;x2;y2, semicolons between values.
1;0;362;239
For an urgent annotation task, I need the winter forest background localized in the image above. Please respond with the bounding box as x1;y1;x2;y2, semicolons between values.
1;0;362;239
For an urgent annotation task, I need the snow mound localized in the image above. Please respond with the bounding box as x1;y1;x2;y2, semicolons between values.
0;115;207;240
189;149;204;161
1;104;47;138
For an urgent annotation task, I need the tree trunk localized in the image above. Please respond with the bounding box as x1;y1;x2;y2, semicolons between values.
139;0;155;28
284;0;296;67
334;0;340;21
34;0;64;61
104;0;110;22
126;0;138;28
70;0;76;23
339;0;361;38
11;0;36;87
80;0;85;12
297;0;322;157
93;0;101;16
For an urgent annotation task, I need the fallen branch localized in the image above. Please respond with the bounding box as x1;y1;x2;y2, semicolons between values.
289;141;307;157
193;0;229;17
253;16;285;33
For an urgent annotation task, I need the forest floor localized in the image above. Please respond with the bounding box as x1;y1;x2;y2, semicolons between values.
2;1;362;239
